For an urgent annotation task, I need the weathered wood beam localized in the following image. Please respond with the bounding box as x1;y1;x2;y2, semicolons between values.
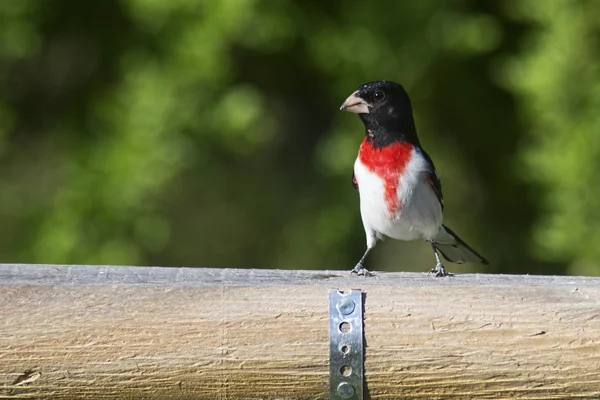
2;264;600;399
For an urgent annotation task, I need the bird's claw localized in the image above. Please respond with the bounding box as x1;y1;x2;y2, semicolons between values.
428;263;448;277
351;263;374;277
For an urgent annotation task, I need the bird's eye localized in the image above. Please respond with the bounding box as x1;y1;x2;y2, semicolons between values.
373;91;385;101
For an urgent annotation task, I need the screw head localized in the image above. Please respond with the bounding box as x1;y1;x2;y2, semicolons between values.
337;382;355;398
337;298;355;315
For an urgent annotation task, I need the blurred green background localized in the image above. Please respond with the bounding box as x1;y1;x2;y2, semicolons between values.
1;0;599;275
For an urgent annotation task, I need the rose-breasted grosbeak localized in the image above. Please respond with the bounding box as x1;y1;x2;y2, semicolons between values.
340;81;488;276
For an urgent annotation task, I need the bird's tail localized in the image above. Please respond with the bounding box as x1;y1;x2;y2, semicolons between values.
433;225;489;265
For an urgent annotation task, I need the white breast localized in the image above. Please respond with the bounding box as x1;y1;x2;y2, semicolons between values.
354;147;443;244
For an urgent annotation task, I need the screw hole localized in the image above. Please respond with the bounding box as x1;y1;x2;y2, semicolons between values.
339;322;351;333
340;365;352;377
341;345;350;354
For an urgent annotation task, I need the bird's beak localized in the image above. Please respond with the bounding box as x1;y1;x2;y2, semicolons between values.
340;91;370;114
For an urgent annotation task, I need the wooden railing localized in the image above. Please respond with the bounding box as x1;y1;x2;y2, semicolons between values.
2;264;600;399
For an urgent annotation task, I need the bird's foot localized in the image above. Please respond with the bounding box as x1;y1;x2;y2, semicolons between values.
428;263;448;277
351;263;374;277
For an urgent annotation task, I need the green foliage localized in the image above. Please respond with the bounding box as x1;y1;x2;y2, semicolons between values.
499;0;600;275
0;0;597;275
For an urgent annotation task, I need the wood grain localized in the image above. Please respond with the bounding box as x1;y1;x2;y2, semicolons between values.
2;264;600;399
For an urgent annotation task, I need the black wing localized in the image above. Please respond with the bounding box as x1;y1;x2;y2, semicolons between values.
420;149;444;210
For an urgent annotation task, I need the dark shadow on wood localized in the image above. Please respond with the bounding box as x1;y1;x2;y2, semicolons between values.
362;290;371;400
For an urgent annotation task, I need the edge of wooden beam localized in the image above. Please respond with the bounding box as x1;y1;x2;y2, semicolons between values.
1;263;599;287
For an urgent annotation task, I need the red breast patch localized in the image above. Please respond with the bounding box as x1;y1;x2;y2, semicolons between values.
358;137;413;214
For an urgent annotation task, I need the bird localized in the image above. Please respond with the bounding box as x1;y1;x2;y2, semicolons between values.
340;80;488;277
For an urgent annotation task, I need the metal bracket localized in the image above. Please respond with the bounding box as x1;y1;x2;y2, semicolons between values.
329;289;364;399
